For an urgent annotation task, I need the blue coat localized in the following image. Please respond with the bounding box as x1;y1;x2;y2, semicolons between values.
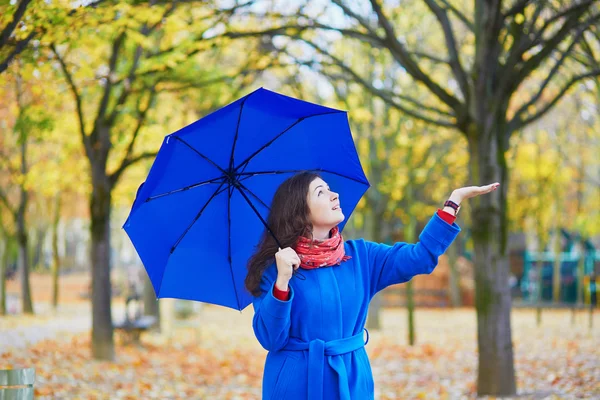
252;212;460;399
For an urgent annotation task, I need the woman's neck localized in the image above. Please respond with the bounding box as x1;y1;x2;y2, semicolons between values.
312;226;332;241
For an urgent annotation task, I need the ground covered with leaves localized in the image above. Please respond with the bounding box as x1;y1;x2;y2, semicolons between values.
1;304;598;399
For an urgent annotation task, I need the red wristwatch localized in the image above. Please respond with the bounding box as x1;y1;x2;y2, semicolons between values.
443;200;461;216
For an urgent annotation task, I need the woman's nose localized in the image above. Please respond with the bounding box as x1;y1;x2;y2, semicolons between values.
331;192;339;200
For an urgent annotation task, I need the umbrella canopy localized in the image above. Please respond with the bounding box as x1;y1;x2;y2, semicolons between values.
123;88;369;311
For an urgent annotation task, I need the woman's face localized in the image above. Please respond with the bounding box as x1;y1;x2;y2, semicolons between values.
307;177;345;231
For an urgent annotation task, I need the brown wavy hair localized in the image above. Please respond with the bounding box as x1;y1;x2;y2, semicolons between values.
245;171;319;297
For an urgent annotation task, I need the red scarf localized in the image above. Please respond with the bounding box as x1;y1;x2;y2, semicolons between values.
294;226;351;269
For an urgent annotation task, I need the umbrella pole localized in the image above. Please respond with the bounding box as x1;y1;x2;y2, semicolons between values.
232;183;306;280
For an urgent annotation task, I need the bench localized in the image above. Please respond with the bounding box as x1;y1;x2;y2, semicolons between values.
113;296;157;344
512;301;592;309
382;287;449;308
114;315;157;344
0;367;35;400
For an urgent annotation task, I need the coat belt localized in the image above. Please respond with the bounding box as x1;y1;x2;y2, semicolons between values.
283;328;369;400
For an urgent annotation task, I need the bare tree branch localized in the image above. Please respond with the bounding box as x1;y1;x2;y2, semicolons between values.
1;0;110;74
543;0;596;28
513;11;599;89
423;0;470;103
50;44;92;160
500;1;549;91
577;32;600;68
109;88;157;187
515;68;600;129
231;12;461;123
285;35;456;126
554;138;600;187
123;89;155;162
0;151;20;177
109;151;157;186
0;0;33;47
368;0;463;111
437;0;474;32
154;61;285;93
105;39;146;127
94;32;126;130
407;50;448;64
501;7;598;100
108;47;279;185
298;60;456;128
106;2;180;126
311;23;384;46
571;49;597;68
331;0;379;36
110;24;299;87
0;187;17;223
150;75;235;93
147;0;179;31
509;24;590;128
503;0;534;18
145;1;274;60
0;31;35;74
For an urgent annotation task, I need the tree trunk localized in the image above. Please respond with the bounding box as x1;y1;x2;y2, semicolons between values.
571;250;586;326
576;253;584;306
404;212;417;345
366;208;384;330
17;208;33;314
589;295;594;330
448;237;462;308
31;226;46;271
552;230;562;302
90;173;114;360
468;131;516;396
161;298;176;344
536;259;543;326
52;194;61;309
17;129;34;314
0;237;7;315
143;270;160;331
366;293;382;330
17;230;34;314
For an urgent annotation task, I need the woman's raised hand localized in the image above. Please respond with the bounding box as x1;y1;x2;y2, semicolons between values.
453;182;500;202
275;247;300;288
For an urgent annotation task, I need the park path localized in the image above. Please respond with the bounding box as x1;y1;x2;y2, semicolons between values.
0;302;129;352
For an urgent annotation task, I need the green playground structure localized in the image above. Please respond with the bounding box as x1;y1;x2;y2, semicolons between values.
519;230;599;306
458;228;599;306
521;249;600;305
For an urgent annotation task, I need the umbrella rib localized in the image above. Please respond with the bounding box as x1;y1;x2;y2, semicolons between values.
232;185;282;249
233;111;342;172
237;168;370;186
169;181;228;254
173;136;227;174
145;176;225;202
232;185;305;281
235;180;271;211
228;93;252;173
227;184;242;311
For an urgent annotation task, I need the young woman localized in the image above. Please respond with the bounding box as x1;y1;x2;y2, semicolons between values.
245;171;499;399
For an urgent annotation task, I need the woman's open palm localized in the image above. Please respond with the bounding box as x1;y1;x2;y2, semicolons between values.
454;182;500;201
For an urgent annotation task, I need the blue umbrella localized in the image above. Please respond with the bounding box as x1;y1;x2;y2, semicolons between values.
123;88;369;311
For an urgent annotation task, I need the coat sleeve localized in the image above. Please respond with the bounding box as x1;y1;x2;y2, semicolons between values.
365;211;461;296
251;264;294;352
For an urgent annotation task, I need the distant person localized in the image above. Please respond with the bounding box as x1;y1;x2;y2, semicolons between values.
125;267;143;322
